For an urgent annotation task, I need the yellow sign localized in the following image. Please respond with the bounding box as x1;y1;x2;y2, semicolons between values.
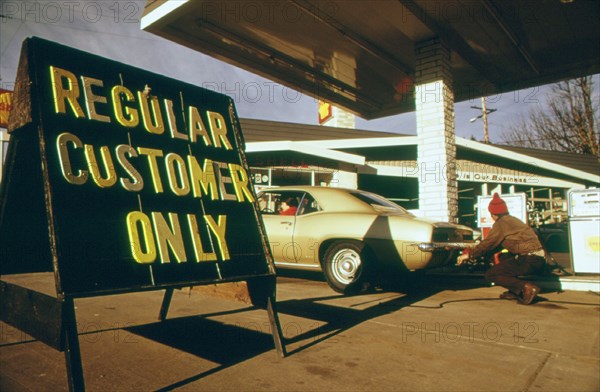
0;89;12;128
318;100;333;124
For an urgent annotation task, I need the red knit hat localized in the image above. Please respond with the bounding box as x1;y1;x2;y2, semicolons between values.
488;193;508;215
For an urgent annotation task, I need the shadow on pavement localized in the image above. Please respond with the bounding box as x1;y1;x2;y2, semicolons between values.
276;288;441;355
121;271;454;390
121;269;586;391
126;316;275;391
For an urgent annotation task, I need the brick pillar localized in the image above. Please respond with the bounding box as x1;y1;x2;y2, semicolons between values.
323;108;357;189
329;106;355;129
415;38;458;222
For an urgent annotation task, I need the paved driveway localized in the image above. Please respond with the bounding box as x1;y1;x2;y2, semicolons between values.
1;272;599;391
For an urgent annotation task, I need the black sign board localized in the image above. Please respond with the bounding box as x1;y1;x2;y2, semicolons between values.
0;37;285;390
1;37;279;296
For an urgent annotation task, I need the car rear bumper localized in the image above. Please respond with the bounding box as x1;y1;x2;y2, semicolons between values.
417;242;477;252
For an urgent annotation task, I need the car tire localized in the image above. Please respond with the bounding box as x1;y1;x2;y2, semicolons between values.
322;241;368;294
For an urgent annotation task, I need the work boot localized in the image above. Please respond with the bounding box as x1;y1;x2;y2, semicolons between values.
519;283;540;305
499;291;519;300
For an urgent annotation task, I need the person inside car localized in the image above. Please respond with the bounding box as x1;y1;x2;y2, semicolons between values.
279;197;298;216
457;193;545;305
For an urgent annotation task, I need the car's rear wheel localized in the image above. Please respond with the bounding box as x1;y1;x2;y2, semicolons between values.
322;241;368;294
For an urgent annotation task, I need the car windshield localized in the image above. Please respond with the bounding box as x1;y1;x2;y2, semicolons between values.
349;191;410;214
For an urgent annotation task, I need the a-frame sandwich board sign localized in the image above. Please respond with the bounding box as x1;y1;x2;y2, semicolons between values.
0;37;286;391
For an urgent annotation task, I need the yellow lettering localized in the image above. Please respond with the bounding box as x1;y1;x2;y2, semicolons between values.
151;212;186;263
84;144;117;188
214;161;237;201
56;132;88;185
207;111;232;150
187;156;218;200
188;106;211;146
137;147;164;193
138;91;165;134
164;99;188;140
49;66;85;118
81;76;110;123
165;153;190;196
116;145;144;192
204;215;230;261
228;163;254;203
126;211;157;264
187;214;217;262
112;85;139;127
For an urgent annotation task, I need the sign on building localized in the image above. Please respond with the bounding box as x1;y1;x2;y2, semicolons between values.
477;193;527;228
318;100;333;124
0;89;12;128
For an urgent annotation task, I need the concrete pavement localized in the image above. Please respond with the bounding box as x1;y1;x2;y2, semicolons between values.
1;272;599;391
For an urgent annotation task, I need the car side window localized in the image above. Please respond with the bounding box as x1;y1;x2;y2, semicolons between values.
297;192;321;215
258;192;278;214
258;191;305;216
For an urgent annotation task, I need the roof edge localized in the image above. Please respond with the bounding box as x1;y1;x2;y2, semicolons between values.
456;137;600;184
141;0;189;30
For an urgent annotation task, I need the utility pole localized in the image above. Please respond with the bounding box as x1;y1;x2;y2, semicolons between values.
481;97;490;144
470;97;497;144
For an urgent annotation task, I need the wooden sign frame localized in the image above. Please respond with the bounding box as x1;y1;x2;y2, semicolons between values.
0;37;286;391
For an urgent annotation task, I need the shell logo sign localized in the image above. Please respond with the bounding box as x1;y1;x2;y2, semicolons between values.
0;89;12;128
318;100;333;124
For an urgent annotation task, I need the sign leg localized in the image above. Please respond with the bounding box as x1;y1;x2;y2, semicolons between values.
63;297;85;392
158;288;174;321
267;295;287;358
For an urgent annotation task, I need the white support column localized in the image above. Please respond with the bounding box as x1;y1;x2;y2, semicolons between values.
481;183;488;196
317;51;358;188
491;184;502;195
415;38;458;222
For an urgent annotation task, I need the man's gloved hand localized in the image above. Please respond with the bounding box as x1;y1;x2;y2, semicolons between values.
456;248;472;265
456;253;470;265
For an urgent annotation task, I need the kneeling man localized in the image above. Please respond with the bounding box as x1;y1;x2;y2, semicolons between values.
457;193;545;305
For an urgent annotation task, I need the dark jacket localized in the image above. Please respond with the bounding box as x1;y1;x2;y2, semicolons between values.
471;215;543;259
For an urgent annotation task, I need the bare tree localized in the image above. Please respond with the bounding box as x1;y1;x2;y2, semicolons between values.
502;76;599;156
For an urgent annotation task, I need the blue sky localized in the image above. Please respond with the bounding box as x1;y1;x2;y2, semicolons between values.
0;0;590;142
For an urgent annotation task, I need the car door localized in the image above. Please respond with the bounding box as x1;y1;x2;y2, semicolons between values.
257;191;303;263
291;192;323;267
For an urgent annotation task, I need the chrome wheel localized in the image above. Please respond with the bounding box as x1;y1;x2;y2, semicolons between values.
330;248;362;285
322;241;367;294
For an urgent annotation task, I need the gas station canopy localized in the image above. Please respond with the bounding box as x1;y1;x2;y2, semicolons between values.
142;0;599;119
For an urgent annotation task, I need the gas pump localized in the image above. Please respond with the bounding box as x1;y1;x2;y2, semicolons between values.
568;189;600;274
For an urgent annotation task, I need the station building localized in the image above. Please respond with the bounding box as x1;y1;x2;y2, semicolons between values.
239;117;600;229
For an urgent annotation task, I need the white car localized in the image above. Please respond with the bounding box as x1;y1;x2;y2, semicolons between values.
258;186;475;293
